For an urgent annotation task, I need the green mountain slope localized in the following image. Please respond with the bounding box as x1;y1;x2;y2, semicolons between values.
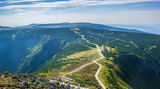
0;28;83;73
0;27;160;89
75;28;160;89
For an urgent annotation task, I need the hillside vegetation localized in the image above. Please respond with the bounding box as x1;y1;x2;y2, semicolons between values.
0;27;160;89
0;28;84;73
76;28;160;89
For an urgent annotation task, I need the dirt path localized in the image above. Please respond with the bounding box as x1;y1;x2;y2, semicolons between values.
63;30;106;89
81;35;106;89
62;62;94;77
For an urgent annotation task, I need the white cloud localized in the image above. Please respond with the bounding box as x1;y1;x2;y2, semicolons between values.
0;10;159;26
0;0;43;3
0;0;160;26
0;0;160;10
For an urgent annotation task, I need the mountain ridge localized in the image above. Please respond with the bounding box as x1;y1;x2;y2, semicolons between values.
0;27;160;89
6;22;144;33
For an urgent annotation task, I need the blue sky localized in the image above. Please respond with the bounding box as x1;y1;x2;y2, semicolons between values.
0;0;160;26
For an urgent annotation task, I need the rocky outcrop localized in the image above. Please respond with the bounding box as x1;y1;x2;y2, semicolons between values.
0;72;73;89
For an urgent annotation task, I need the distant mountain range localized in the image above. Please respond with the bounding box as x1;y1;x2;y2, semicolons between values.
0;23;160;89
0;26;11;30
108;24;160;35
14;23;39;29
1;22;159;35
14;22;144;33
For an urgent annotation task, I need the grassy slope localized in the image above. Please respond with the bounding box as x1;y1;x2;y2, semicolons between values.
76;28;160;89
34;28;160;88
0;28;81;73
33;30;100;86
77;29;160;61
37;46;100;75
67;63;99;87
1;28;160;89
37;44;101;87
35;41;92;74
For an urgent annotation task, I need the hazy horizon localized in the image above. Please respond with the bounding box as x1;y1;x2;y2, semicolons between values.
0;0;160;26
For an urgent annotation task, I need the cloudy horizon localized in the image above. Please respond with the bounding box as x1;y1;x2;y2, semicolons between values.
0;0;160;26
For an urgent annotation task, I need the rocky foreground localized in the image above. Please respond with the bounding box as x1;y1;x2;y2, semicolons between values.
0;72;82;89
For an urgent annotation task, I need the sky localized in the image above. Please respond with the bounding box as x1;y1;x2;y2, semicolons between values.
0;0;160;26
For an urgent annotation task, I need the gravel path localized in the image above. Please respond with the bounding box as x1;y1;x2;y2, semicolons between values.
63;29;106;89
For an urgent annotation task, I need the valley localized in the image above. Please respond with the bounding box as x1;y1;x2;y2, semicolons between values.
0;23;160;89
0;0;159;88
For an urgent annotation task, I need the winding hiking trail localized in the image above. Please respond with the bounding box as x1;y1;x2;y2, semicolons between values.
63;30;106;89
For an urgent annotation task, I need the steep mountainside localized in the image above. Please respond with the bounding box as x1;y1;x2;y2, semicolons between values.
75;28;160;89
0;27;160;89
0;28;83;73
